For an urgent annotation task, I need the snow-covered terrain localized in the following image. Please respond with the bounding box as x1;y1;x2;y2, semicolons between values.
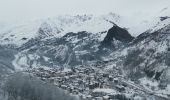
1;7;170;47
1;6;170;100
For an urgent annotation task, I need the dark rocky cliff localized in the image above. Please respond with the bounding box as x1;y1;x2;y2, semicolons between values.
101;25;134;48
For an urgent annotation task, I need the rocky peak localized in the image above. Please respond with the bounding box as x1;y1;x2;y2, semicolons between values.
100;25;134;48
160;16;170;21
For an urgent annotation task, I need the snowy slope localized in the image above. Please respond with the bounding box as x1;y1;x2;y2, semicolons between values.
147;7;170;33
36;13;120;40
0;14;117;46
0;20;43;46
0;11;165;47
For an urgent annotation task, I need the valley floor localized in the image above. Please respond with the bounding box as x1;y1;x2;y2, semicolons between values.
24;64;170;100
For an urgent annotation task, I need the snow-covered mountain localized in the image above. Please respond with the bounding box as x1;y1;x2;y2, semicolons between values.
1;9;169;47
1;7;170;100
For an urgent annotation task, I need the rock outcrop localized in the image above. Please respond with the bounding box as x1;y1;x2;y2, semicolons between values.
101;25;134;48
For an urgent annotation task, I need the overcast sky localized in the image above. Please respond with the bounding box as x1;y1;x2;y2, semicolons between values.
0;0;170;22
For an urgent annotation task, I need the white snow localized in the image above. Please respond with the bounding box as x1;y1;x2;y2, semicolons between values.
62;68;72;72
166;85;170;93
0;20;42;46
139;77;159;91
12;54;26;71
0;8;170;46
156;41;168;53
93;88;117;94
120;48;128;56
43;56;50;62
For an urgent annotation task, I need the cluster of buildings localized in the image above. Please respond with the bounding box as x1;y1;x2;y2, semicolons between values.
25;64;153;100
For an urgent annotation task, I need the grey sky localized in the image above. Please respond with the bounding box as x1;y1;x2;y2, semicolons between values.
0;0;170;22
